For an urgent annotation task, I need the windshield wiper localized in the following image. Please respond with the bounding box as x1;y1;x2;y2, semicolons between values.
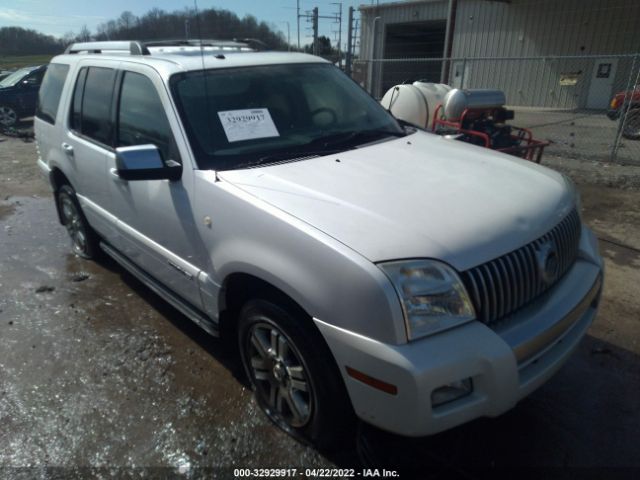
235;149;345;169
308;128;406;149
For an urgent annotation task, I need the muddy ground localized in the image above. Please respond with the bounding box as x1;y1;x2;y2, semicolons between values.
1;131;640;478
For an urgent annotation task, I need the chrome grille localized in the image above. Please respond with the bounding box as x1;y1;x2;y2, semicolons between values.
461;209;581;326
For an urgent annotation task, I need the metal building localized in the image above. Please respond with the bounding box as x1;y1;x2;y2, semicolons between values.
359;0;640;107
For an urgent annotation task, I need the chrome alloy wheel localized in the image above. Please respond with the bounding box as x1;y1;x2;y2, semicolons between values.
60;195;88;256
0;106;17;127
246;322;313;428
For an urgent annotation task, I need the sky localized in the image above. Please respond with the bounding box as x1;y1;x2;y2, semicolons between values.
0;0;387;49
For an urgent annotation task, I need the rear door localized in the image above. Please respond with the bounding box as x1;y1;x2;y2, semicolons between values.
64;63;119;244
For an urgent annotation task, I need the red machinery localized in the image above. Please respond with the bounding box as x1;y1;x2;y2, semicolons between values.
432;103;549;163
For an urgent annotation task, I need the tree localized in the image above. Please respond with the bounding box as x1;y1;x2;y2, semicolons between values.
118;11;137;31
306;36;333;56
77;25;91;42
0;27;65;55
92;6;287;49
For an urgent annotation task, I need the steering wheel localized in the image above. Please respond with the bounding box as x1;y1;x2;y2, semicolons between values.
310;107;338;127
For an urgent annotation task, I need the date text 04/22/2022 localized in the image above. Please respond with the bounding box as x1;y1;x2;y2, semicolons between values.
233;468;400;478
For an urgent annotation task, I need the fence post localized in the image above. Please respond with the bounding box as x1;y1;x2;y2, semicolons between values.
611;54;639;161
459;57;467;89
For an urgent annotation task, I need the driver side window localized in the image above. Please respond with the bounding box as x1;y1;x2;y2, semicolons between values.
117;71;180;163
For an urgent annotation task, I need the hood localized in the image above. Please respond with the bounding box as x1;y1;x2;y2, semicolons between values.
218;131;574;270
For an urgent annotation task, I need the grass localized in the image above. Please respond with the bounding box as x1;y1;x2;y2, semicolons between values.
0;55;54;70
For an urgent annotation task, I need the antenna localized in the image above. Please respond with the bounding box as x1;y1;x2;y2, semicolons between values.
193;0;214;174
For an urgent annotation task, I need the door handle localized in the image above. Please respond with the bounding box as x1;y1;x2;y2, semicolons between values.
61;142;74;157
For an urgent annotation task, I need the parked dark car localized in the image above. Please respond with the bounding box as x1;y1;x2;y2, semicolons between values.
0;70;15;82
0;65;47;127
607;87;640;140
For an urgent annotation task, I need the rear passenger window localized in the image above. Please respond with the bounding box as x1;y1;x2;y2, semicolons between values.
82;67;116;145
36;64;69;124
117;72;180;163
71;67;116;146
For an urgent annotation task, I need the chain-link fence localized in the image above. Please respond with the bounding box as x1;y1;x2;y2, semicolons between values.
353;55;640;164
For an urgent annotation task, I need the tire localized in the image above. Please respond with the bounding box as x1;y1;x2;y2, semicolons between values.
56;184;100;259
622;108;640;140
0;104;18;128
238;298;354;450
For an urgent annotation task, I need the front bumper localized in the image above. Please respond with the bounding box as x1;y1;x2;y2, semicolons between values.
315;226;603;437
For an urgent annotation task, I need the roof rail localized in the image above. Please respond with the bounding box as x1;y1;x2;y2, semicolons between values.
63;39;264;56
65;41;150;55
235;38;269;51
144;39;256;50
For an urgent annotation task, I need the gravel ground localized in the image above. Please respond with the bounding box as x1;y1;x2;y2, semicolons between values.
1;130;640;478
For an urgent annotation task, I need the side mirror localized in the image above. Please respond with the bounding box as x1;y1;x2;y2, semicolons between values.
115;144;182;181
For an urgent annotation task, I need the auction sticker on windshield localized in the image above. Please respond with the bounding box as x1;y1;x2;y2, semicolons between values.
218;108;280;143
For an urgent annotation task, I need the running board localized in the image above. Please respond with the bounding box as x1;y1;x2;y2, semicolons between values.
100;241;219;337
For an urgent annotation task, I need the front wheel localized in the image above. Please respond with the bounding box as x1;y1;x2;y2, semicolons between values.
238;298;354;449
57;184;100;259
622;108;640;140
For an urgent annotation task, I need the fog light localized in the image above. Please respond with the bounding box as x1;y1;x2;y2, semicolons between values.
431;378;473;407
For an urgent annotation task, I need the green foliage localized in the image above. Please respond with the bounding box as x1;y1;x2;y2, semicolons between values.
0;27;64;56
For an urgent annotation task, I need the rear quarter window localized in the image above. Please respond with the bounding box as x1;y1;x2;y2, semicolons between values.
36;64;69;125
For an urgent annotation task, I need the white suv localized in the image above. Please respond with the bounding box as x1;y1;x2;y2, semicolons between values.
35;41;603;447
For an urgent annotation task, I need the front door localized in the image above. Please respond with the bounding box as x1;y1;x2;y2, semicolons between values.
587;59;618;109
107;66;205;308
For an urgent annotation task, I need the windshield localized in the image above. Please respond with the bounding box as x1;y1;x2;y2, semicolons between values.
0;67;34;88
170;63;405;170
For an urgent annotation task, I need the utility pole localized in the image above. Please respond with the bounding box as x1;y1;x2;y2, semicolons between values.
312;7;319;56
346;6;354;76
297;0;301;50
331;2;343;68
184;19;190;40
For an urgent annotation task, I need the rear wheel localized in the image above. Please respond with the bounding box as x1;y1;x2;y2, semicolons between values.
0;105;17;128
622;108;640;140
57;184;100;259
238;298;354;449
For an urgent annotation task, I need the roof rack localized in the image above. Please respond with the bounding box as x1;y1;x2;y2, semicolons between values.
145;39;252;49
64;39;263;56
65;41;150;55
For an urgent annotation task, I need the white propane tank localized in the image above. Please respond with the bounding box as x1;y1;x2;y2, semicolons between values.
442;89;506;121
380;82;452;129
380;84;428;128
412;82;452;128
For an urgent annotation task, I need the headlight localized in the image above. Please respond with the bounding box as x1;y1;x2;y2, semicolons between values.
379;260;476;341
